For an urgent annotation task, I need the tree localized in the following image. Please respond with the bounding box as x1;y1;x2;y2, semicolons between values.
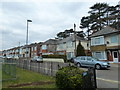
88;3;109;30
57;29;85;39
80;2;120;37
76;41;86;57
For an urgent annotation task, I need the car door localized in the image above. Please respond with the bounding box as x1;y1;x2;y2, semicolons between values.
86;57;95;67
80;57;87;66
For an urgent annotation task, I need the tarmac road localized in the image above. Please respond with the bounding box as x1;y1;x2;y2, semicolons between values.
96;63;120;89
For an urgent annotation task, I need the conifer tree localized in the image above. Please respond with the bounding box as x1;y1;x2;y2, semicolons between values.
76;41;86;56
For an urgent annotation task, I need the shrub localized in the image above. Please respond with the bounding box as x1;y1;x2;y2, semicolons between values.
56;66;93;89
42;55;67;62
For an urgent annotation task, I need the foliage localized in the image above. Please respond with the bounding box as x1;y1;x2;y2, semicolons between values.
80;2;120;36
56;29;85;39
42;54;67;62
76;41;86;57
56;66;93;89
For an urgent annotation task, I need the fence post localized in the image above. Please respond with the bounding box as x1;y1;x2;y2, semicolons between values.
93;68;97;88
51;62;52;76
88;67;97;89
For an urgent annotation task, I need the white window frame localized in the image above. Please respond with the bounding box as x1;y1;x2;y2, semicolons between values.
92;51;106;60
91;36;104;46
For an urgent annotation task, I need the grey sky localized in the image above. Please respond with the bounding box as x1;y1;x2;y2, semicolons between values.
1;0;118;50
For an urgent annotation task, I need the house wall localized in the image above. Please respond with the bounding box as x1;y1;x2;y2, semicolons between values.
90;33;120;62
57;40;89;59
105;34;119;47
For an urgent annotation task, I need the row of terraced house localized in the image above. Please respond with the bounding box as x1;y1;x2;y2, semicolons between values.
1;26;120;63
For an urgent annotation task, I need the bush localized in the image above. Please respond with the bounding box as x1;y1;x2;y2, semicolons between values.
56;66;93;89
42;55;67;62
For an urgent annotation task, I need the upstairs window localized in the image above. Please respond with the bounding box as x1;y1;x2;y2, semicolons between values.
91;36;104;46
42;45;47;50
110;35;118;43
67;41;73;48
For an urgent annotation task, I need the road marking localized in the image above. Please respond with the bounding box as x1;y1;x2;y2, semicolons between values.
96;77;120;84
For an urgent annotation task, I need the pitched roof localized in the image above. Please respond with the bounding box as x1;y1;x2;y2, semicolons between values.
43;39;58;45
58;34;87;44
90;26;120;37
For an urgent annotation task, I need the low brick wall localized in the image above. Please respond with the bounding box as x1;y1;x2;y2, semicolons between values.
16;59;69;76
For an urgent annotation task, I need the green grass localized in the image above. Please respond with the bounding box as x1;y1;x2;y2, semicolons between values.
2;67;57;88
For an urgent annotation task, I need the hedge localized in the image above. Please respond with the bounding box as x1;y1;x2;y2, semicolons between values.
56;66;94;89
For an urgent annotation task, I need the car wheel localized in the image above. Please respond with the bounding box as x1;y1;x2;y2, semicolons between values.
77;63;81;67
95;64;101;70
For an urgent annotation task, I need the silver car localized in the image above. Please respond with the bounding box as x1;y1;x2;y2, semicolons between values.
74;56;110;69
31;56;43;62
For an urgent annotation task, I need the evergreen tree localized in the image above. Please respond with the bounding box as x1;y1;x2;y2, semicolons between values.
80;2;120;36
76;41;86;57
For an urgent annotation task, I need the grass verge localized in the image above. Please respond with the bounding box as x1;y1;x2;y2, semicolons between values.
2;67;57;89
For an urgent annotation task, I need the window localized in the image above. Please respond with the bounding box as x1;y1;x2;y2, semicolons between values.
81;57;85;60
67;41;73;48
67;52;74;59
42;45;47;50
34;46;37;51
91;36;104;46
87;57;92;61
58;44;63;49
93;51;106;60
95;38;100;44
110;35;118;43
96;52;102;59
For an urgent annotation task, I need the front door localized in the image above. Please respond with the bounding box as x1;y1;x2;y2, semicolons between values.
112;51;118;63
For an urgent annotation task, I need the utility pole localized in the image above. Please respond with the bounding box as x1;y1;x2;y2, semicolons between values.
74;23;76;57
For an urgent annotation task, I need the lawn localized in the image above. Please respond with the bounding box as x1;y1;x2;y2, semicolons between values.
2;67;57;89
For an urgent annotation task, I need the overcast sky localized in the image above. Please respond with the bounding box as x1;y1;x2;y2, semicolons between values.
0;0;118;50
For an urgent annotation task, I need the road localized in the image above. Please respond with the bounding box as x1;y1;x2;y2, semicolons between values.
96;64;119;89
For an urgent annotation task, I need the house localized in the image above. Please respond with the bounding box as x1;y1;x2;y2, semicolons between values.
2;46;21;59
90;26;120;63
41;39;58;55
56;34;89;59
29;42;43;58
20;42;43;58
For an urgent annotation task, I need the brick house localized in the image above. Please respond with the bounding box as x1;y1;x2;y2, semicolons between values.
29;42;43;58
90;26;120;63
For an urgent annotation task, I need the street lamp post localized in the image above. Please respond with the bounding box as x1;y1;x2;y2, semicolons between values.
26;20;32;45
26;20;32;58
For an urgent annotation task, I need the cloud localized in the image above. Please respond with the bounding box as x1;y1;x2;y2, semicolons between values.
1;1;118;50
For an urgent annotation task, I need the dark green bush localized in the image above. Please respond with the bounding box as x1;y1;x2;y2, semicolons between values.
56;66;93;89
42;55;67;62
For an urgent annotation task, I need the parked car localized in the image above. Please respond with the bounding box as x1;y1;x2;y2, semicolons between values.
74;56;110;69
31;56;43;62
69;57;76;63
